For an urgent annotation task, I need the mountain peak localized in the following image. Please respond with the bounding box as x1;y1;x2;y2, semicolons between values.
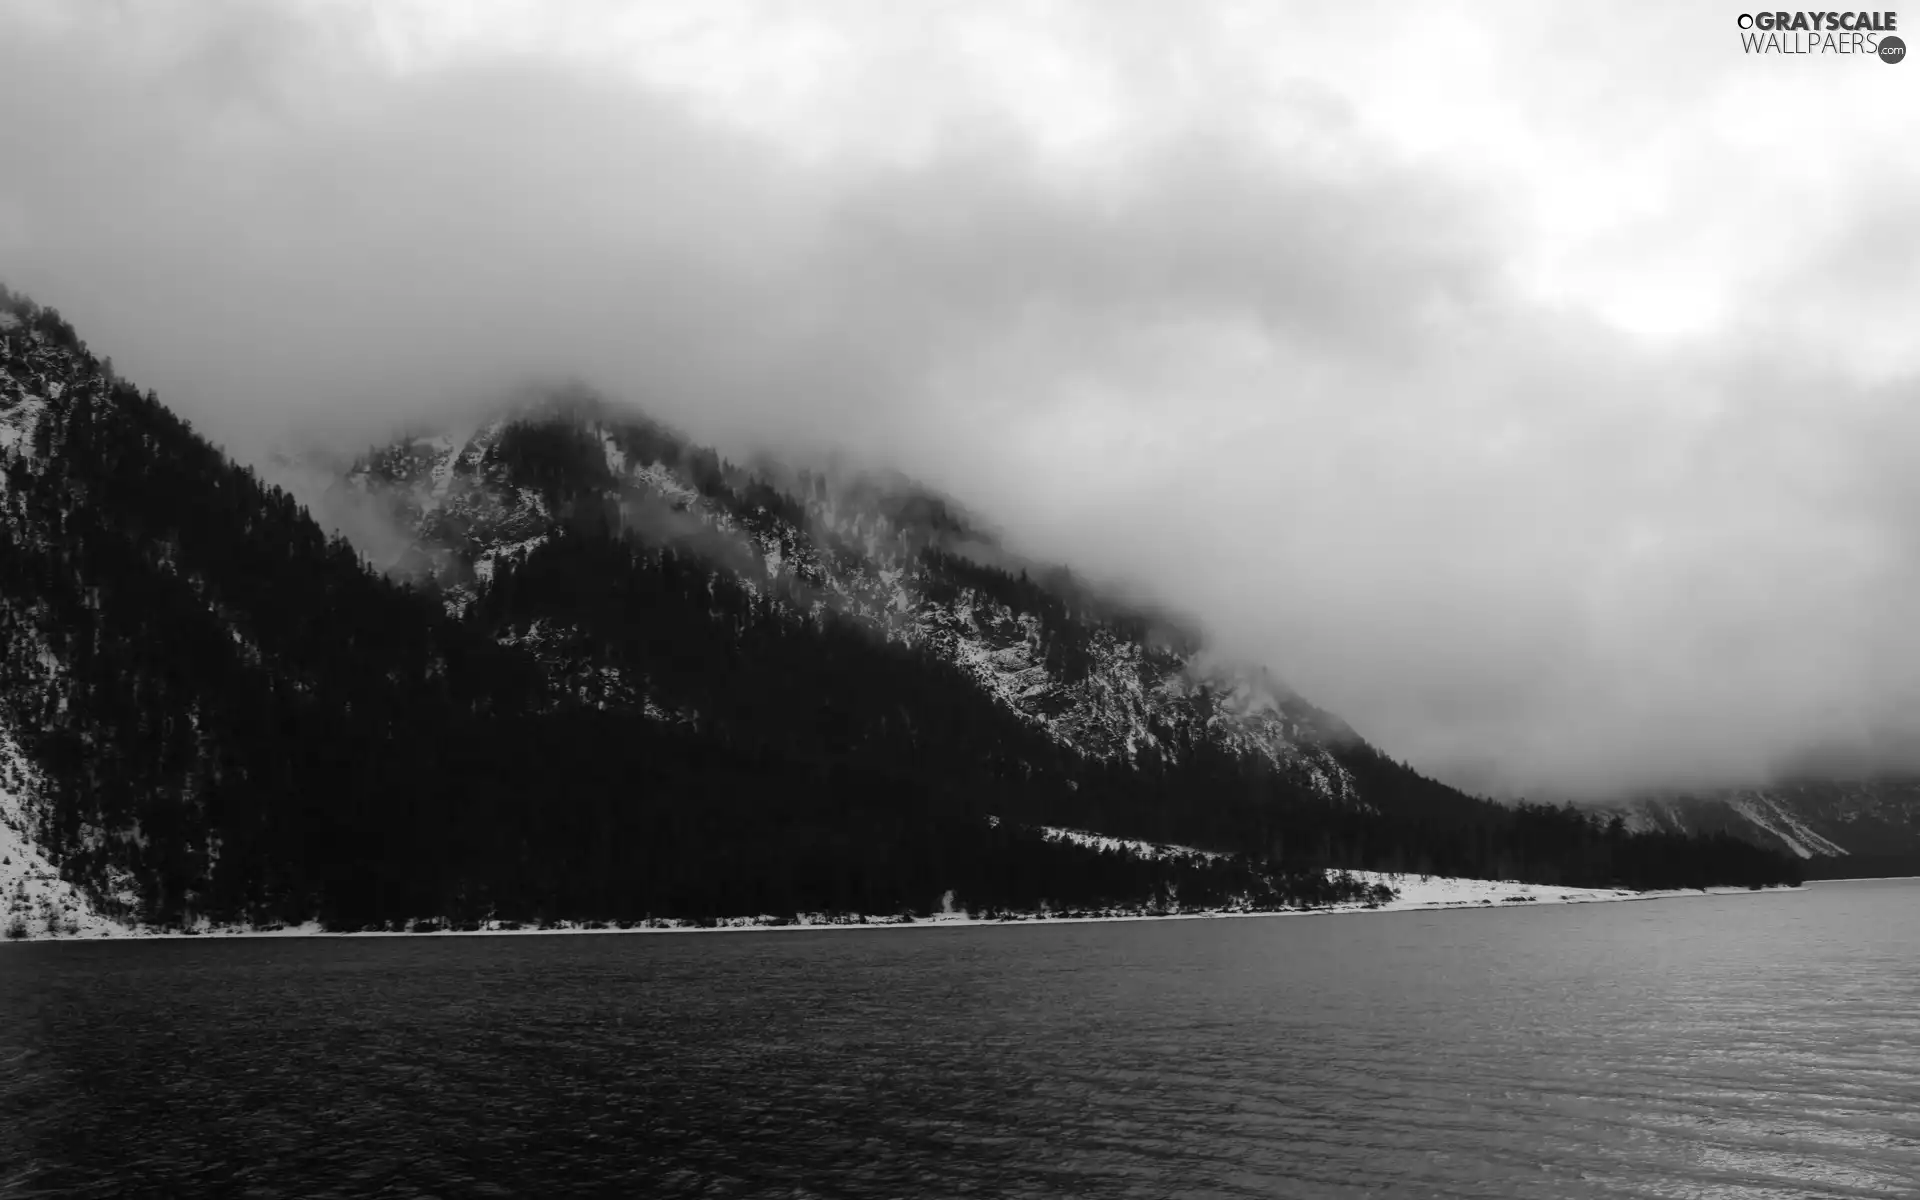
326;397;1367;789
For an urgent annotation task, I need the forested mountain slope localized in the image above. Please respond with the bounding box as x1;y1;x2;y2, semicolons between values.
323;391;1797;891
0;288;1798;934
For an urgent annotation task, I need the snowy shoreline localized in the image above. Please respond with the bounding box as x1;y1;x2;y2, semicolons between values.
1;872;1803;943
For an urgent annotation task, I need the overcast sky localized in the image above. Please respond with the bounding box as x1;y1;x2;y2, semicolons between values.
3;0;1917;797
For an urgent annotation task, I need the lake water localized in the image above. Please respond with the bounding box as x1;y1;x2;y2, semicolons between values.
2;881;1917;1198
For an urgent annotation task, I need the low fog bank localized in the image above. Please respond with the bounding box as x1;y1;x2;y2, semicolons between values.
4;2;1918;800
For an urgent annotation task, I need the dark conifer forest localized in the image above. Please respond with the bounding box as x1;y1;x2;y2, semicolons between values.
0;287;1801;932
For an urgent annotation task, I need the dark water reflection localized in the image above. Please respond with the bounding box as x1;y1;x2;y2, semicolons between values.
3;881;1917;1198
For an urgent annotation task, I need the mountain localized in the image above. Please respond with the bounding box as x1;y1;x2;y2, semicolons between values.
314;391;1798;891
325;387;1369;810
0;287;1798;935
1605;780;1920;878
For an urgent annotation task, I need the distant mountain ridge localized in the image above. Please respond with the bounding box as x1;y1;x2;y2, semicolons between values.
0;288;1799;935
1604;780;1920;877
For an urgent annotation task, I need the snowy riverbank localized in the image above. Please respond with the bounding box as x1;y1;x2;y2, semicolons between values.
1;870;1800;942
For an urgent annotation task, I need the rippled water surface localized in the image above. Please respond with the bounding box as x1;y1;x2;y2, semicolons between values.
3;881;1918;1198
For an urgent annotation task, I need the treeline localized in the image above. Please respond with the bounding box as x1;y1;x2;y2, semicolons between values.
314;710;1389;928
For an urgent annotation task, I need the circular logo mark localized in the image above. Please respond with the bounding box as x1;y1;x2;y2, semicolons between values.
1881;35;1907;63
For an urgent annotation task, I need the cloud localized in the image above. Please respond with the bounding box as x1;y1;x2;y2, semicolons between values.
2;0;1917;798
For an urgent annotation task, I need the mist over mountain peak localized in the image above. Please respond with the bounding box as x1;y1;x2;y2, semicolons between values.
299;392;1352;782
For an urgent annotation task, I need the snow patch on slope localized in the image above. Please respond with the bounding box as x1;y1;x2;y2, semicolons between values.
0;716;131;939
0;394;44;456
427;425;476;501
1330;870;1638;910
1039;826;1226;862
473;534;549;584
1727;794;1848;858
601;431;629;478
633;462;699;508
